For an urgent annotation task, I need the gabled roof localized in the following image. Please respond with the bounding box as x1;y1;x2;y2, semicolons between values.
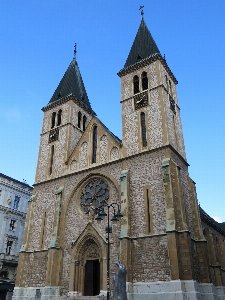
123;18;161;69
96;117;122;145
48;58;93;112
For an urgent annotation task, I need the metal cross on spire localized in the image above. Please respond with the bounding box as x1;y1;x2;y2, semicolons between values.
74;43;77;59
139;5;144;18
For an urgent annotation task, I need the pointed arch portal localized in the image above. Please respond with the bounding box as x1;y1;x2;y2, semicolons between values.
69;223;107;296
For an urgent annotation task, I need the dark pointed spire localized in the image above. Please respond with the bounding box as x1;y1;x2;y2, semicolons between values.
123;18;161;69
48;53;93;112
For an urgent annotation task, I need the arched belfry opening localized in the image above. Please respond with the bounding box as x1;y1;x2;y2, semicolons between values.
69;224;107;296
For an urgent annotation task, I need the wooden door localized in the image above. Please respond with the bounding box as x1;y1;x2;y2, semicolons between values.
84;260;100;296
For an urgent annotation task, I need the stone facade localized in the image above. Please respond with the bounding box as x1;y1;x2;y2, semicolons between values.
13;18;225;300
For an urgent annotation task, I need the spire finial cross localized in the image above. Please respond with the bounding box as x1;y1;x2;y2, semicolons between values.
139;6;144;18
74;43;77;59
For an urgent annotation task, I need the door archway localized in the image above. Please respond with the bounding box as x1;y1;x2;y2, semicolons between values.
69;224;107;296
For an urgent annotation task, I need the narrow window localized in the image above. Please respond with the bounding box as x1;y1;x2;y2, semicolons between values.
6;240;13;255
173;115;178;150
146;189;151;233
83;115;87;131
51;112;56;128
92;126;97;163
50;145;54;175
169;80;173;97
13;196;20;209
133;75;139;94
0;271;8;278
141;112;147;147
141;72;148;90
165;75;168;91
10;219;16;231
40;211;47;249
78;111;82;128
57;109;62;126
144;186;152;234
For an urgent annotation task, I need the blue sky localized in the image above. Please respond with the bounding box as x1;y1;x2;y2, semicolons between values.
0;1;224;222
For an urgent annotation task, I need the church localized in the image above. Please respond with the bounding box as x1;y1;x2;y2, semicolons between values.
13;15;225;300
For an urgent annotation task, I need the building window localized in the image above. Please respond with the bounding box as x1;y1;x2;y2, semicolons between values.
83;115;87;131
141;72;148;90
144;186;152;234
10;219;16;231
169;80;173;97
92;126;97;163
165;75;168;90
40;211;47;249
13;196;20;209
51;112;56;128
78;111;82;128
57;109;62;126
50;145;54;175
0;270;8;279
80;179;109;213
133;75;139;94
141;112;147;147
6;240;13;255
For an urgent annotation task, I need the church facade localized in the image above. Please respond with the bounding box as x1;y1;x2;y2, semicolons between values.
13;17;225;300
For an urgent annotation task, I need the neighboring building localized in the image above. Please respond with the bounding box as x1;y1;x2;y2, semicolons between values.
0;173;33;300
13;16;225;300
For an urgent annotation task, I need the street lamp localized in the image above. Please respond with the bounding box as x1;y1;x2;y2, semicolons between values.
95;203;123;300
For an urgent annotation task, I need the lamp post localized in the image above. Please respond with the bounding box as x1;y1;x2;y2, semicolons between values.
95;203;123;300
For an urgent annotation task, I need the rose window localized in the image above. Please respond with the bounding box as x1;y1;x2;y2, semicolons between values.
80;179;109;213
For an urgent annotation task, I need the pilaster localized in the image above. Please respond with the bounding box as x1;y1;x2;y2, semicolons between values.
119;170;132;282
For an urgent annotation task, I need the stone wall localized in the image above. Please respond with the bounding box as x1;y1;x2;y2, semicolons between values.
131;235;170;282
17;251;48;287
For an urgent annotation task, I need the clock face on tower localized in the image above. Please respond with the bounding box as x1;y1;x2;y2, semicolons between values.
49;128;59;143
134;91;148;110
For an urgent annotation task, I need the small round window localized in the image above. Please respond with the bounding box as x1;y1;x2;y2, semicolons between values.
80;179;109;213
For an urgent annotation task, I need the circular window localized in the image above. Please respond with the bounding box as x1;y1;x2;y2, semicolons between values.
80;179;109;213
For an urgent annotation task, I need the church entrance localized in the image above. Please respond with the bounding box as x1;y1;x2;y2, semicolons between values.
84;260;100;296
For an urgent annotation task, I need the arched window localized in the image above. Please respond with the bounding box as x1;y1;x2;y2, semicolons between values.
0;270;8;279
50;145;54;175
57;109;62;126
51;112;56;128
133;75;139;94
92;126;97;163
78;112;82;128
83;115;87;131
141;112;147;147
169;80;173;97
165;75;168;90
141;72;148;91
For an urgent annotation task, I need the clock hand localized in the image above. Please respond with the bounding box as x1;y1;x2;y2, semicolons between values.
136;94;145;103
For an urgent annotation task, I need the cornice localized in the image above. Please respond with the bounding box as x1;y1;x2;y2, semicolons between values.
42;94;96;116
0;205;27;218
33;144;188;187
0;181;33;196
117;54;178;85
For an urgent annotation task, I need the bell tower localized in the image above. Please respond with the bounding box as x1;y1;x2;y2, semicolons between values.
35;50;95;184
118;16;186;160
